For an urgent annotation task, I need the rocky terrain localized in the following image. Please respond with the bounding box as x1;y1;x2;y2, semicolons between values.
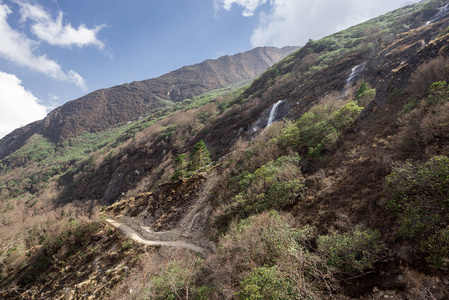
2;0;449;299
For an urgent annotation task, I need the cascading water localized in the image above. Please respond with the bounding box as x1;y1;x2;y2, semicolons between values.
426;3;449;25
248;100;285;137
346;63;366;85
343;62;366;96
266;100;283;127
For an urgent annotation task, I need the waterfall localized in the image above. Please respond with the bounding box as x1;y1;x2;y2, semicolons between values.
346;63;366;85
266;100;283;127
426;3;449;25
343;63;366;97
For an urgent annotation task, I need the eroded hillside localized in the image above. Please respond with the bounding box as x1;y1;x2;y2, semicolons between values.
2;0;449;299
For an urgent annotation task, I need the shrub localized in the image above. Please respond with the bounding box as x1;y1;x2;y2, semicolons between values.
317;225;386;275
388;88;405;104
217;211;335;298
311;38;339;52
236;266;296;300
355;82;370;99
171;153;188;181
355;83;376;107
146;254;209;300
218;211;303;273
425;226;449;269
121;240;134;251
385;156;449;240
277;99;363;157
407;57;449;97
426;81;449;105
397;82;449;156
224;155;306;219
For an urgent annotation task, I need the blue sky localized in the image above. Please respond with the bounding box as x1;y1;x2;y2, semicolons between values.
0;0;421;138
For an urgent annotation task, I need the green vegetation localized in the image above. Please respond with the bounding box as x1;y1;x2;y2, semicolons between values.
188;140;211;171
388;88;405;104
121;240;134;251
237;266;296;300
438;25;449;37
397;79;449;158
4;2;449;297
252;0;431;92
145;254;213;300
386;156;449;268
171;153;189;181
386;156;449;240
171;140;212;181
317;226;386;275
218;211;335;299
277;99;363;157
224;155;305;220
401;81;449;116
425;226;449;269
355;83;376;106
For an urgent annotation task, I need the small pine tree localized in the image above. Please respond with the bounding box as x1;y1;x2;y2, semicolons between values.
188;140;211;171
171;154;188;181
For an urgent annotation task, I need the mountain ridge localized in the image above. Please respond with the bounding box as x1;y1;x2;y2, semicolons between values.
2;0;449;298
0;46;297;160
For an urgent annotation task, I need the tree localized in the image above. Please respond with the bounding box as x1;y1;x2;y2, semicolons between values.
171;154;188;181
188;140;211;171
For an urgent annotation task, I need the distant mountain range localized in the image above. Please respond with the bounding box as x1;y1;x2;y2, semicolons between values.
0;46;297;159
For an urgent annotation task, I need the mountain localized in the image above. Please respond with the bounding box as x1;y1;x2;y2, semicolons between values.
2;0;449;299
0;46;297;160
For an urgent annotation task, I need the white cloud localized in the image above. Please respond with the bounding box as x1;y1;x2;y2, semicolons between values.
0;71;47;138
49;94;59;101
0;3;87;89
215;0;421;47
217;0;267;16
17;1;105;49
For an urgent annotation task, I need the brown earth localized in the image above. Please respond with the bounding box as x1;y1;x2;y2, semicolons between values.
0;46;298;160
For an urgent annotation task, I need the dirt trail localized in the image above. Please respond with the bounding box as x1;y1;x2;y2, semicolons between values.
106;218;208;256
107;169;220;257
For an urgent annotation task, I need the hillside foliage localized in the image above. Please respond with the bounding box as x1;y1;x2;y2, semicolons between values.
2;0;449;298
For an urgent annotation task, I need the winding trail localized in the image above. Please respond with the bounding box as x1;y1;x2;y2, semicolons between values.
106;218;208;256
106;169;220;257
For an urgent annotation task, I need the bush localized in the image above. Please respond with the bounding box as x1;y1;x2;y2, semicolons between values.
277;99;363;157
387;88;405;104
397;82;449;156
236;266;296;300
385;156;449;240
425;226;449;269
317;225;386;275
121;240;134;251
224;155;306;219
407;57;449;97
355;83;376;107
217;211;336;298
146;254;210;300
218;211;304;272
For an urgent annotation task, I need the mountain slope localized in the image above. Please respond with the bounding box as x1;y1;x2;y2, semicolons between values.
2;0;449;299
0;46;297;160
